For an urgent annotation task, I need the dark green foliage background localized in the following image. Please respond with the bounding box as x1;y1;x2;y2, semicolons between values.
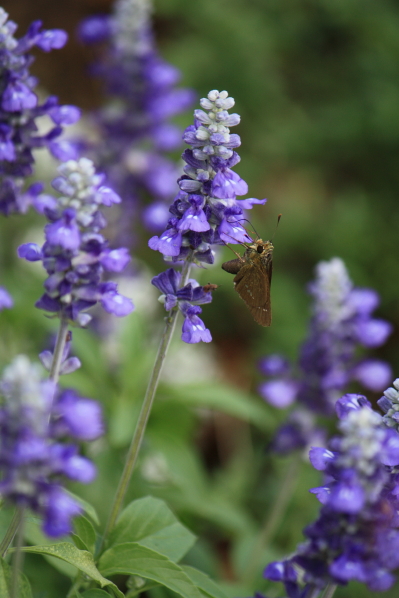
0;0;399;596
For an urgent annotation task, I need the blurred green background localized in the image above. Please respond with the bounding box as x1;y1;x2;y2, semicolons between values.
1;1;399;597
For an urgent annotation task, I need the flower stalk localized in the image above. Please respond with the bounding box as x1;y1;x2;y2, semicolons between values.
99;254;193;553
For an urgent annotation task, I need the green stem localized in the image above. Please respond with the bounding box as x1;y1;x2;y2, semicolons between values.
66;572;85;598
322;584;338;598
49;314;70;383
0;509;22;558
306;588;322;598
243;454;302;583
98;256;194;554
10;508;25;598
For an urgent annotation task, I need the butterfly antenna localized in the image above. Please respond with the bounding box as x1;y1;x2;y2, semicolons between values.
270;214;282;242
235;218;261;240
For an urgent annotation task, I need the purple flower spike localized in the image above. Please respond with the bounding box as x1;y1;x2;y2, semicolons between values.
0;9;82;215
151;90;262;261
258;258;393;454
0;356;102;537
265;394;399;595
78;0;195;241
20;158;134;324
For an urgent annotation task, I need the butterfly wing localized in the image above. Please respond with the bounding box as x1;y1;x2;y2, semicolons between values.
233;262;272;326
221;257;244;275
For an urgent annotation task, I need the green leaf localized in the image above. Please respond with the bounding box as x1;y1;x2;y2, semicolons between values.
66;491;100;526
0;557;32;598
162;383;276;430
72;516;97;553
109;496;196;562
181;566;228;598
24;516;76;578
19;543;120;595
81;591;112;598
99;543;203;598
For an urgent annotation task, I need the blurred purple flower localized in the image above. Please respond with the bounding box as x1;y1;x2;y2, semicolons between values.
78;0;195;241
0;286;13;310
0;8;80;215
259;258;392;452
0;355;103;537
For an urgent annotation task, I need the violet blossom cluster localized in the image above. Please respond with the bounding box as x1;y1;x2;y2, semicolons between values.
0;355;103;537
265;392;399;594
18;157;134;326
149;89;266;263
0;8;80;215
78;0;195;237
149;89;266;343
151;268;212;343
258;258;392;453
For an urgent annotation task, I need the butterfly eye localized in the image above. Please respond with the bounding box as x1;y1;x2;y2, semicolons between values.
257;245;263;253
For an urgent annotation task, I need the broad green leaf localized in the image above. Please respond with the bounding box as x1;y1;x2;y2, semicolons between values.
181;566;228;598
24;517;76;578
99;543;203;598
19;543;119;595
0;557;32;598
162;383;276;430
110;496;196;562
72;516;97;553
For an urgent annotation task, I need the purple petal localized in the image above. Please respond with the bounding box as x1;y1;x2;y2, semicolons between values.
258;355;291;376
330;556;367;584
211;169;248;199
0;287;13;310
151;268;180;295
63;454;96;483
335;393;371;419
237;197;267;209
142;202;170;231
45;216;80;251
42;488;81;537
57;390;104;440
258;379;298;408
177;206;210;233
49;105;81;125
36;29;68;51
329;481;365;513
2;81;37;111
218;218;251;244
77;15;112;43
17;243;42;261
355;319;393;347
348;288;379;315
100;248;131;272
60;357;81;375
309;447;335;471
98;186;121;206
353;359;392;392
49;140;80;161
148;229;182;257
100;291;134;317
181;308;212;344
